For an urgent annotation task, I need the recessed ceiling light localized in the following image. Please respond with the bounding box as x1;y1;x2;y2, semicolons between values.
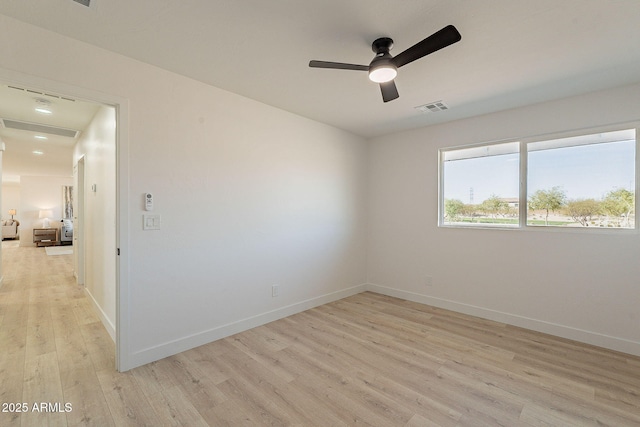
32;150;44;155
35;98;53;114
34;135;48;140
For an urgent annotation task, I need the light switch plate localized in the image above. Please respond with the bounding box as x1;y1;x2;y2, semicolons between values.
143;214;161;230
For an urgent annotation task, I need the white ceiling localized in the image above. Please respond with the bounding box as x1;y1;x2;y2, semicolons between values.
0;84;100;182
2;0;640;139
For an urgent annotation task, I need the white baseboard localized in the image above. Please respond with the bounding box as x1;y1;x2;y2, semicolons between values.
366;283;640;357
128;283;368;369
84;286;116;342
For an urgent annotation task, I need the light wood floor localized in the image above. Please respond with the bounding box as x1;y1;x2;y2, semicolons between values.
1;244;639;426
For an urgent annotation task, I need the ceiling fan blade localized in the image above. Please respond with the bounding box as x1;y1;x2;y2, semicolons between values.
380;80;399;102
392;25;461;68
309;60;369;71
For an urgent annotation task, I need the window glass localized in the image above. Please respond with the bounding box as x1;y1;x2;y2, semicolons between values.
441;142;519;226
527;129;635;228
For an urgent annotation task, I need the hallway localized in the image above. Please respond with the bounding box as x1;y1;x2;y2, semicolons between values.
0;244;114;426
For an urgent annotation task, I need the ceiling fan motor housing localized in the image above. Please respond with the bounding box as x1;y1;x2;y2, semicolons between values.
372;37;394;54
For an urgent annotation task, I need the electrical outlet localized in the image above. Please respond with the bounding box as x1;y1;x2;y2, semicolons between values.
272;284;280;297
425;276;433;287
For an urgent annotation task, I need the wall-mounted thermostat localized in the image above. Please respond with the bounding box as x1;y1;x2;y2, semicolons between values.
145;193;154;211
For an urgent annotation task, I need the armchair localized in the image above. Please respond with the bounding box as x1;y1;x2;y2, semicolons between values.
2;219;19;240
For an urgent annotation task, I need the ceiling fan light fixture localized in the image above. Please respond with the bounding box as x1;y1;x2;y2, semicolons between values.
368;64;397;83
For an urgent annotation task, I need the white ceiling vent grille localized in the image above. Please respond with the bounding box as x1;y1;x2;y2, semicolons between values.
72;0;91;6
415;101;449;113
7;85;76;103
1;118;80;138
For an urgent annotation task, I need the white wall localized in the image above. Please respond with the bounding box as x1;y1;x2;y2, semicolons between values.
368;83;640;356
74;105;117;339
18;175;73;246
0;149;3;284
2;182;20;222
0;14;368;369
125;80;368;366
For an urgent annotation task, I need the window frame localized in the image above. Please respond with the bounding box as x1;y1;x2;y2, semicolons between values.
438;122;640;232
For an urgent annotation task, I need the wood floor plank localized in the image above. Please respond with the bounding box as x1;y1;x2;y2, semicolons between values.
25;303;56;360
0;327;26;375
21;351;67;427
352;370;463;426
215;350;316;424
80;321;116;372
432;327;640;425
514;351;640;396
220;344;364;426
257;318;421;425
72;298;99;326
291;371;404;426
288;317;514;426
317;299;515;366
405;413;441;427
224;330;298;383
180;345;233;385
0;372;24;427
145;385;210;427
50;304;95;373
96;369;161;426
131;360;180;397
215;377;298;426
595;386;640;415
519;401;595;426
154;352;228;408
61;368;114;427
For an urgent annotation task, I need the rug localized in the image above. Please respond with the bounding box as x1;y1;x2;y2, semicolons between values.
45;246;74;256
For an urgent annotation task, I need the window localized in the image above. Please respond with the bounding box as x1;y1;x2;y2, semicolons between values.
441;142;519;226
527;129;635;228
440;127;637;229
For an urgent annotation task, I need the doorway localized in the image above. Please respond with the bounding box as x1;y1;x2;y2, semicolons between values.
0;70;129;371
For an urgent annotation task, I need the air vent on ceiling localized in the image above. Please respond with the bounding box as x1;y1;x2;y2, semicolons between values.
415;101;449;113
7;85;76;103
0;118;80;138
72;0;91;7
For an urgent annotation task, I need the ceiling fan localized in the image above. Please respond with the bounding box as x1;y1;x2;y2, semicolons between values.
309;25;461;103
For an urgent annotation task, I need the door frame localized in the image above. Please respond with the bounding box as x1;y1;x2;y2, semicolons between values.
74;156;86;286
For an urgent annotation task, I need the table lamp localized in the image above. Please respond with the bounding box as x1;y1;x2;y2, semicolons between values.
39;209;53;228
